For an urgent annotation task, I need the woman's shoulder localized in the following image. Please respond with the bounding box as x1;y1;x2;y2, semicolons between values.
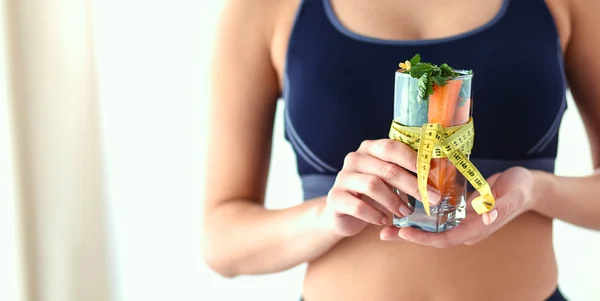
217;0;289;42
217;0;299;53
544;0;571;51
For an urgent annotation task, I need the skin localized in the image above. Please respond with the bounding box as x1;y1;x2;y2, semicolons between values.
203;0;600;300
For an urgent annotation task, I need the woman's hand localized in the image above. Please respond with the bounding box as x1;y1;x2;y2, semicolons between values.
319;139;441;237
380;166;536;247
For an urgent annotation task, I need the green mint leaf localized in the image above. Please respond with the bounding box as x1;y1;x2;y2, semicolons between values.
399;55;464;99
432;73;447;87
409;53;421;66
426;76;434;96
409;64;432;79
439;63;456;77
418;73;428;100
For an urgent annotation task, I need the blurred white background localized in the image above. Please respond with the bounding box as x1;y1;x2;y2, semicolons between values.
1;1;599;301
95;1;600;300
1;3;24;301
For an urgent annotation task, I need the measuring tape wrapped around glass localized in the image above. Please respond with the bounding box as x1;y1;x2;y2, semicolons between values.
388;118;495;216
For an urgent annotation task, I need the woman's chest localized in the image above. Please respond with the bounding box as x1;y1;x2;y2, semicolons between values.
271;0;571;172
270;0;571;87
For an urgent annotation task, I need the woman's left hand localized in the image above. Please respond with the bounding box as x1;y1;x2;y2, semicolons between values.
380;166;536;247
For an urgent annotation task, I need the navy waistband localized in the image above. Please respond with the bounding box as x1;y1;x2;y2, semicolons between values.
300;158;555;200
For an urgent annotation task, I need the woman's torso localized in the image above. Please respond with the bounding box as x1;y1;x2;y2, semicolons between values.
268;0;571;300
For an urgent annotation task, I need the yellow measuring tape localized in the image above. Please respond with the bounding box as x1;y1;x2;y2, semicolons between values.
388;118;495;216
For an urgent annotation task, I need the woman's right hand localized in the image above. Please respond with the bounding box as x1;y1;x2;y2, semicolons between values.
320;139;441;237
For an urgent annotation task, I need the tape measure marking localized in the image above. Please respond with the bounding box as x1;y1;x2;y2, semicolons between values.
389;118;495;216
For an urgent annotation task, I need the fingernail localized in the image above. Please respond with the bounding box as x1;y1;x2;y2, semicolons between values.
381;216;388;225
399;205;411;216
397;231;408;239
489;210;499;224
482;214;490;225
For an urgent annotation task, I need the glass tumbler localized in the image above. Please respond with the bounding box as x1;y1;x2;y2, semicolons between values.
392;70;474;232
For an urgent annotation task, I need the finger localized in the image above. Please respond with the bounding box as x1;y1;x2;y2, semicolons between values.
379;226;402;241
466;189;497;226
395;227;456;248
328;188;388;225
471;167;533;223
394;227;466;248
389;185;414;216
482;209;499;226
393;213;485;247
357;139;418;173
391;186;410;206
465;172;502;204
483;186;525;225
361;193;392;217
467;181;525;226
336;171;409;217
343;152;440;205
485;172;502;187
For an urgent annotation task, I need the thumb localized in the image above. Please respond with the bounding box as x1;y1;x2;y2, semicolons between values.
482;167;533;224
466;171;501;203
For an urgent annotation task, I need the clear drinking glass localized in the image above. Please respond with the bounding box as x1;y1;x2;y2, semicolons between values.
392;70;474;232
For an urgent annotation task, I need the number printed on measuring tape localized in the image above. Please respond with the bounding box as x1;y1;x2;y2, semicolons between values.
389;118;496;215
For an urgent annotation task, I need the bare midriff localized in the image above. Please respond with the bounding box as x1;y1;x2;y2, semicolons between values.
302;212;557;301
268;0;570;299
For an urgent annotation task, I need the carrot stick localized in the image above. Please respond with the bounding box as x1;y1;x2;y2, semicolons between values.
428;80;462;126
427;80;463;201
454;97;471;125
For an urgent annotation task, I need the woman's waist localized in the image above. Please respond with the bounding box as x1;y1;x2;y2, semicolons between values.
302;212;557;301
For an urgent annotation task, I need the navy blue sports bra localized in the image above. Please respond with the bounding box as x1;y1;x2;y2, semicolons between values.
281;0;567;200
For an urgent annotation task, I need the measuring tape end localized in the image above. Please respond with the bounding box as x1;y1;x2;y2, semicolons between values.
471;194;495;214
